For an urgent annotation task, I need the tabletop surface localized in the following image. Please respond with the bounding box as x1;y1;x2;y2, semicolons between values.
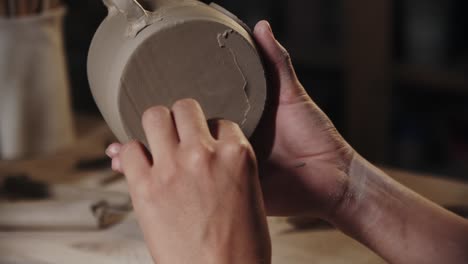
0;115;467;264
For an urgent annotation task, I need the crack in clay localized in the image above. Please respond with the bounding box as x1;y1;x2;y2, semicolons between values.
216;29;251;126
216;29;233;48
228;48;250;126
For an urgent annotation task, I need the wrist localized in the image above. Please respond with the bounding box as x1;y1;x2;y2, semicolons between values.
328;153;396;237
329;153;468;264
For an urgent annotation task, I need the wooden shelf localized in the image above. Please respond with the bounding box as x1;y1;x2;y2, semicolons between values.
395;64;468;93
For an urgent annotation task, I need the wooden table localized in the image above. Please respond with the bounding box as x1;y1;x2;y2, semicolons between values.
0;115;467;264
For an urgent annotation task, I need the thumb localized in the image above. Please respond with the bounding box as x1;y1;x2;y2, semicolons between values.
253;20;305;101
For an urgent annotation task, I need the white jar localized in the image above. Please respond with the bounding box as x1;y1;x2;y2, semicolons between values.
0;8;75;160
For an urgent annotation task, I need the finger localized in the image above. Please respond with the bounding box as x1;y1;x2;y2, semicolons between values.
209;119;244;142
120;141;152;179
111;157;123;173
106;143;122;158
253;21;305;98
172;98;212;143
142;106;179;155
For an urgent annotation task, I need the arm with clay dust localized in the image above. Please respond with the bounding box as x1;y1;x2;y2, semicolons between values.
330;154;468;264
250;20;468;263
249;20;468;264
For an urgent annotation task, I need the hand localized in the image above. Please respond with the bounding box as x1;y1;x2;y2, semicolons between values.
250;21;354;219
109;99;271;264
106;21;468;264
252;22;468;264
108;21;354;221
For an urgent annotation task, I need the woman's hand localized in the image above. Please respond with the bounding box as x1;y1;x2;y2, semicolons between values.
250;21;354;219
109;20;355;221
109;99;271;264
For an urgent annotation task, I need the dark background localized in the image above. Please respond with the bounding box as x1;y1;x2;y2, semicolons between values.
63;0;468;180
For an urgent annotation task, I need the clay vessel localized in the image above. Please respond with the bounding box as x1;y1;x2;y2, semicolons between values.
88;0;267;146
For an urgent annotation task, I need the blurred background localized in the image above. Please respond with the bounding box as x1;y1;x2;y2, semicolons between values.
64;0;468;180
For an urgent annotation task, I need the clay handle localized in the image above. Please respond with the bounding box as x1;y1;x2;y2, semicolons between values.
104;0;148;19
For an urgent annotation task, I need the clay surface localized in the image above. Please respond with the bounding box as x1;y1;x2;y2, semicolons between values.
88;0;267;146
120;20;265;146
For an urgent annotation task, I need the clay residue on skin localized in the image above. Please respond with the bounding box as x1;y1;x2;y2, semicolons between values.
294;162;307;169
217;29;251;126
346;154;369;208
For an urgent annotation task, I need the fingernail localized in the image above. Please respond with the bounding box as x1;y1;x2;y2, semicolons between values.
266;21;273;33
106;144;121;157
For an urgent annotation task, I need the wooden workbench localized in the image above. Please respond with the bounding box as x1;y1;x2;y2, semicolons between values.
0;115;467;264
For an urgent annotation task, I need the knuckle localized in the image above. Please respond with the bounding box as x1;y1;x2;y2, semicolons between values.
154;164;178;186
221;140;251;157
185;143;215;167
142;106;170;124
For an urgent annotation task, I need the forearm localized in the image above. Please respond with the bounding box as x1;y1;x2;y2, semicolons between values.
332;154;468;264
